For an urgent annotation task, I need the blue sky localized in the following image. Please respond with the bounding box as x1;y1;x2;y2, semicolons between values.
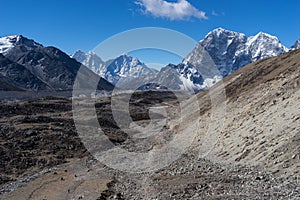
1;0;299;67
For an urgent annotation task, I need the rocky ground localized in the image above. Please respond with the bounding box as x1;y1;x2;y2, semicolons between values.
0;50;300;199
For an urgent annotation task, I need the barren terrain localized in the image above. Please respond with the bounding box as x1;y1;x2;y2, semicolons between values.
0;50;300;199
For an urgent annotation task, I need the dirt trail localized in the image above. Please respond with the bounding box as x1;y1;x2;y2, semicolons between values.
2;159;112;200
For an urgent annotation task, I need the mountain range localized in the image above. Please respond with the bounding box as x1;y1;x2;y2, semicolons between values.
73;28;297;92
0;28;299;95
72;52;157;85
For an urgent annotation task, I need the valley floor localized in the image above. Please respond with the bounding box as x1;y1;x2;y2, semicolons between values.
1;50;300;199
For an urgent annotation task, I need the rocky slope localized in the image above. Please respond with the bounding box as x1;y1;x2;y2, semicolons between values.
203;48;300;177
0;54;50;91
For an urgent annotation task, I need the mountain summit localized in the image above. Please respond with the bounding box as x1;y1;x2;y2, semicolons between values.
0;35;42;54
291;39;300;50
246;32;288;61
105;54;157;85
72;51;106;76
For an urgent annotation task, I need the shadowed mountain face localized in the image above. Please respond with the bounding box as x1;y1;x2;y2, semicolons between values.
6;45;84;91
0;54;50;91
0;35;114;96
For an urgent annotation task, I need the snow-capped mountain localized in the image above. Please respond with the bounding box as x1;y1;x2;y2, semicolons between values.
150;63;221;92
72;51;157;85
184;28;248;77
291;39;300;50
72;50;87;63
72;50;106;76
105;54;157;85
117;61;221;92
0;35;42;54
246;32;288;61
183;28;289;77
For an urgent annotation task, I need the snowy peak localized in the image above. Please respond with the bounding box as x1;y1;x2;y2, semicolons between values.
246;32;288;61
72;50;104;64
106;54;157;84
204;28;247;44
72;50;87;63
109;54;145;71
251;32;277;40
291;39;300;50
186;28;248;77
0;35;21;54
208;27;246;38
84;52;105;72
0;35;42;54
71;50;105;76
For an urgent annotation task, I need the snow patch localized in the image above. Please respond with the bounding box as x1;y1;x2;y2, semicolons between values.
0;35;21;54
